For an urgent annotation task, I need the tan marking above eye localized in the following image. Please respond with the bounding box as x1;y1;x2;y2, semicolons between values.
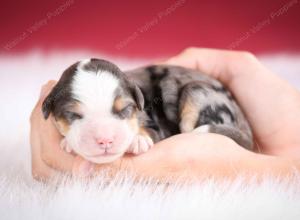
113;97;135;113
113;97;125;112
70;101;83;114
54;119;70;136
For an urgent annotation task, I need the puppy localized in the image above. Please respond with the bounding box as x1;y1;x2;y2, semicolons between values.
42;59;253;164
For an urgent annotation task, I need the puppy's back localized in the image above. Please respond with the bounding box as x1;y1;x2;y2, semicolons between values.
126;65;253;149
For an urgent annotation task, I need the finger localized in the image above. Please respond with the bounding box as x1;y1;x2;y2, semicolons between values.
162;48;240;84
30;80;72;180
31;107;74;174
38;80;57;105
31;143;58;181
40;116;75;173
30;111;58;180
165;48;222;72
30;80;57;122
33;80;74;173
163;53;198;69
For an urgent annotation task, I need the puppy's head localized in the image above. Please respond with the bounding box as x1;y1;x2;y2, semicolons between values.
42;59;144;163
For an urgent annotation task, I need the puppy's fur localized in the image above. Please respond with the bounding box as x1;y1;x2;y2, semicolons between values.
43;59;253;164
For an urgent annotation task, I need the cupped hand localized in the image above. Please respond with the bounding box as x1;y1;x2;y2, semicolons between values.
31;81;256;181
30;48;300;181
30;81;75;180
164;48;300;158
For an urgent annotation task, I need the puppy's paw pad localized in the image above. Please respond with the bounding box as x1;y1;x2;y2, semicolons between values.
128;135;153;155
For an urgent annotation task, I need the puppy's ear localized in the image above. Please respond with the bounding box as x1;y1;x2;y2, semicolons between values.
130;84;144;111
42;62;78;119
42;84;62;119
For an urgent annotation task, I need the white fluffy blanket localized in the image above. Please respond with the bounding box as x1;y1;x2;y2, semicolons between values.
0;51;300;220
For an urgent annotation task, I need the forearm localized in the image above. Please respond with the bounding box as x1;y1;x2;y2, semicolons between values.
97;133;300;182
134;148;299;183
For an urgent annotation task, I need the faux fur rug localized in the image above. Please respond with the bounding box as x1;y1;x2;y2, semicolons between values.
0;51;300;220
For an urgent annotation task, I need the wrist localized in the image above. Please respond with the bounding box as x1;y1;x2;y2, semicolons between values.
233;151;300;180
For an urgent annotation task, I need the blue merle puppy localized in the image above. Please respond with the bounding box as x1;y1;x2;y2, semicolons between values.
42;59;253;164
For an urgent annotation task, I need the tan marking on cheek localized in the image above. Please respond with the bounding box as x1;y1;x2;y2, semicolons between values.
71;101;84;115
180;100;199;133
126;114;139;133
54;119;70;136
126;114;156;143
138;126;152;137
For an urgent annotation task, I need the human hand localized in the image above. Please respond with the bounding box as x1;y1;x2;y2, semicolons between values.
72;132;298;181
71;132;257;180
30;48;300;181
30;81;75;181
30;81;260;181
163;48;300;158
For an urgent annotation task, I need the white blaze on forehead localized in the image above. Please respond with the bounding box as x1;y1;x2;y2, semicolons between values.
71;61;120;114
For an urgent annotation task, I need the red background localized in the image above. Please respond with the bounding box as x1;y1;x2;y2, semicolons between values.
1;0;300;58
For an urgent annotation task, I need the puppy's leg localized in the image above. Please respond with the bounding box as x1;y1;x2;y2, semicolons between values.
127;134;153;155
179;82;253;150
179;82;211;133
193;124;253;150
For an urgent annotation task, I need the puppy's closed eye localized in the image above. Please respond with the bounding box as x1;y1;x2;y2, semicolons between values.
118;104;136;119
63;111;83;123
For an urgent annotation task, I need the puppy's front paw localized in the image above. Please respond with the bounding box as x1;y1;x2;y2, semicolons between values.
127;134;154;155
60;138;72;153
193;125;211;133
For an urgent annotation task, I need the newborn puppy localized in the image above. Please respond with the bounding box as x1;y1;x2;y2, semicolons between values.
42;59;253;164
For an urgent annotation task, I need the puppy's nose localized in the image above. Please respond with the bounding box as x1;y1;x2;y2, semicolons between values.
96;138;113;149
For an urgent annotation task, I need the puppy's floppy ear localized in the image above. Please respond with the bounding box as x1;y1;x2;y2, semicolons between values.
130;84;144;111
42;84;63;119
42;61;78;119
42;96;52;119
